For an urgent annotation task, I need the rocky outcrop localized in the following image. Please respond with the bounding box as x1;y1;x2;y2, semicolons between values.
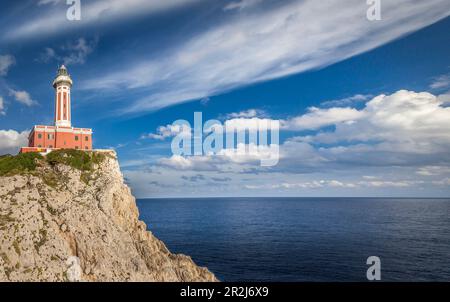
0;150;217;281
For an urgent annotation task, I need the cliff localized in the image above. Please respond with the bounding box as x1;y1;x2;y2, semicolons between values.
0;150;217;281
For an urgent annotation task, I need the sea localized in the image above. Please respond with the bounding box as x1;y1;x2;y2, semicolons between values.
136;198;450;282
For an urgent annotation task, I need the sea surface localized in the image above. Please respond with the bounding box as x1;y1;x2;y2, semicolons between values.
136;198;450;281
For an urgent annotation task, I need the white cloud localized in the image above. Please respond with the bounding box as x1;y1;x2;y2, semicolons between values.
158;155;224;171
224;0;263;11
217;143;279;164
128;90;450;197
157;144;279;172
0;55;15;76
432;178;450;186
9;89;37;106
0;130;29;155
416;166;450;176
244;179;421;190
226;109;264;119
147;90;450;174
437;94;450;104
36;47;57;63
224;117;279;132
358;180;422;188
62;37;97;65
282;107;365;131
4;0;201;41
245;181;329;190
145;111;277;141
142;123;191;140
0;97;5;115
320;94;373;108
37;38;97;65
79;0;450;114
430;73;450;90
303;90;450;151
38;0;61;5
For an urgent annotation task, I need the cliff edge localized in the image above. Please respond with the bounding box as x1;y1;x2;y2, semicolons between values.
0;150;217;281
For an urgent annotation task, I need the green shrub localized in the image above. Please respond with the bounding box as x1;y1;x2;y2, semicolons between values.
46;149;105;171
0;150;106;178
0;152;44;176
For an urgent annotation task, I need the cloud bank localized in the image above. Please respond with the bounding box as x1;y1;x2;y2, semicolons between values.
125;90;450;197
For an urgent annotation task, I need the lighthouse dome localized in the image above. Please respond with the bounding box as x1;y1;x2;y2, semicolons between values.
53;65;73;88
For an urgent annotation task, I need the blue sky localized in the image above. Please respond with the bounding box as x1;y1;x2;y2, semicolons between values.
1;0;450;197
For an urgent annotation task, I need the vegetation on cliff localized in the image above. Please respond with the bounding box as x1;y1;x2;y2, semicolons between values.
0;150;217;281
0;153;44;176
0;150;106;177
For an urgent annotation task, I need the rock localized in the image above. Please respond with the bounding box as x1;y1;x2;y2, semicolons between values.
0;150;217;282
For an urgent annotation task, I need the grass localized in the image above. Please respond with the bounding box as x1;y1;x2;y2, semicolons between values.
0;150;108;190
0;150;106;179
0;152;44;176
46;149;105;171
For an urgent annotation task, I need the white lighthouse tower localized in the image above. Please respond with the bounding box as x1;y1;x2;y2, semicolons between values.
52;65;73;127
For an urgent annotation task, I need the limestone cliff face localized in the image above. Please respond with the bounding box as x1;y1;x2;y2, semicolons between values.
0;151;217;281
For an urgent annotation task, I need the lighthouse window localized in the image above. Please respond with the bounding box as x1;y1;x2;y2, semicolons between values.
85;136;89;141
48;134;54;140
38;133;42;139
75;135;79;141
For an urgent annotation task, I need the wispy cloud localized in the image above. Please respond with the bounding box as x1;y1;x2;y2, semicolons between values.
142;123;191;140
226;109;265;119
0;97;5;115
320;94;373;108
430;73;450;90
79;0;450;115
60;37;97;65
245;179;424;190
4;0;201;41
38;0;62;5
36;37;97;65
0;55;15;76
9;89;37;106
282;107;364;131
37;47;57;63
224;0;263;11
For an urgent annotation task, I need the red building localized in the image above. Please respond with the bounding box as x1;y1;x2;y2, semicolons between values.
20;65;93;153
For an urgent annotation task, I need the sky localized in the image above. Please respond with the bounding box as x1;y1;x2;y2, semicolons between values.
0;0;450;198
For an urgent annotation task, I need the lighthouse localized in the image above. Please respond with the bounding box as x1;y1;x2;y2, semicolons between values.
53;65;72;127
20;66;93;153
